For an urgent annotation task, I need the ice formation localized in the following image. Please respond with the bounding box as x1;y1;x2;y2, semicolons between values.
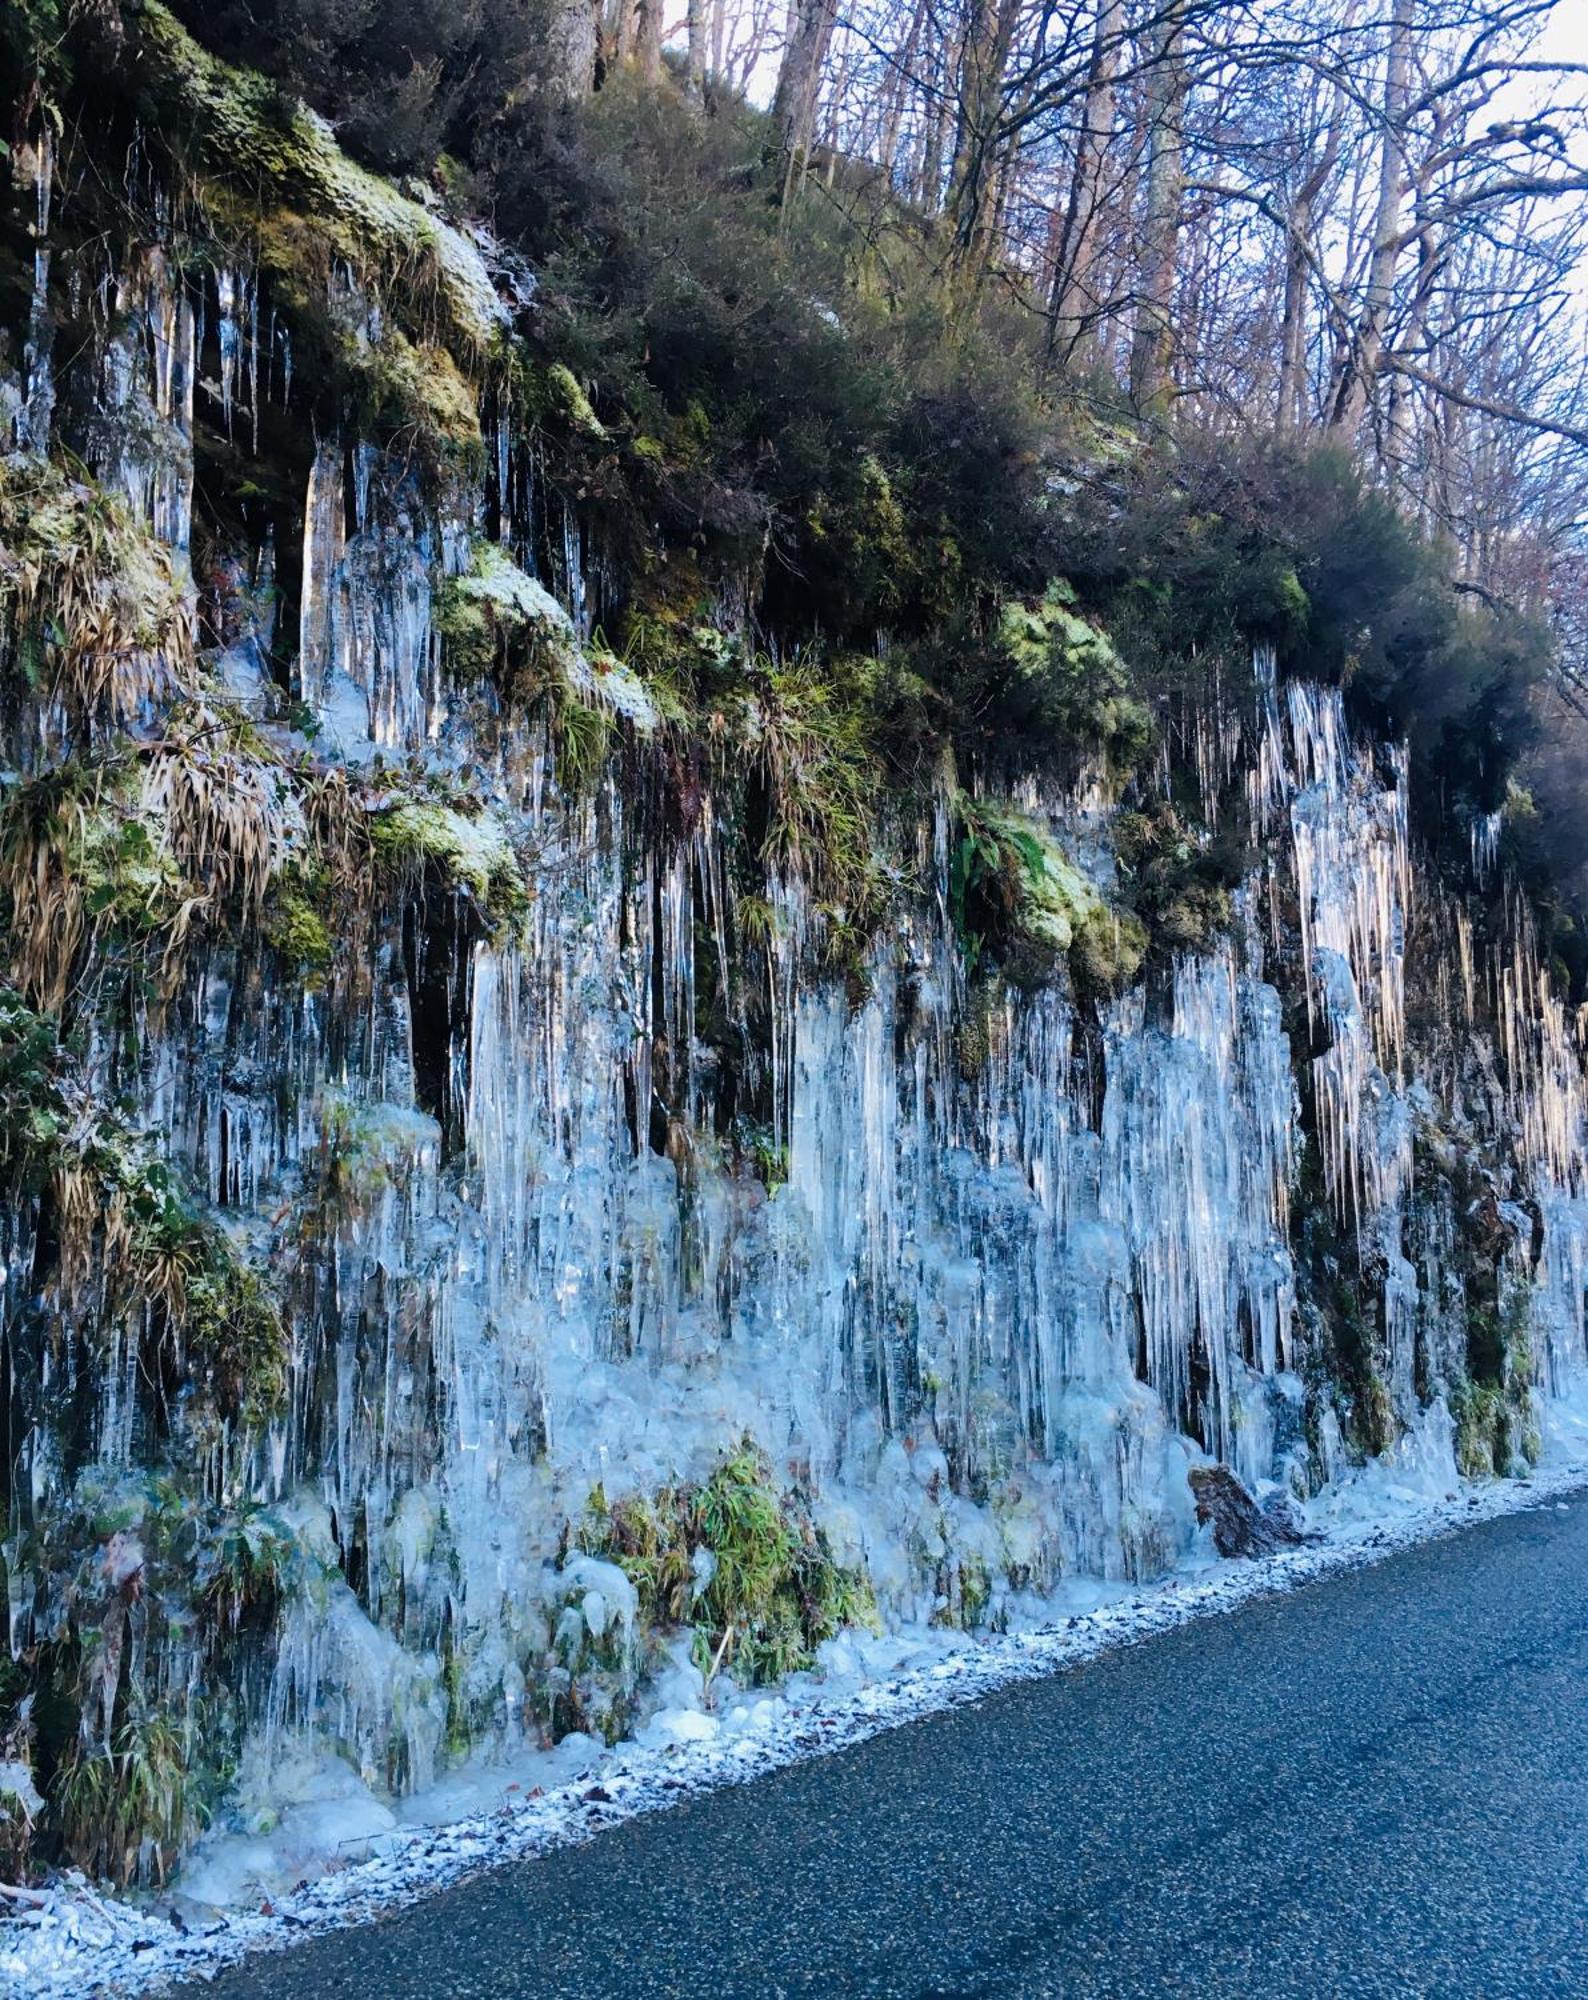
4;78;1588;1916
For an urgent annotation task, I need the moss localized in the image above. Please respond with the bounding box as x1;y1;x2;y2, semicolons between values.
1112;802;1245;964
545;362;607;439
125;3;504;354
31;1084;291;1428
804;452;913;618
0;761;180;1009
951;797;1137;995
265;881;333;974
363;330;483;452
1352;1370;1398;1461
1070;904;1150;1000
104;3;503;456
1451;1379;1509;1479
998;584;1154;776
437;541;582;696
180;1252;290;1430
369;791;528;927
933;1549;991;1630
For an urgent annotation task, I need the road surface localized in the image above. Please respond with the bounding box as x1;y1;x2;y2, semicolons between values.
173;1494;1588;1998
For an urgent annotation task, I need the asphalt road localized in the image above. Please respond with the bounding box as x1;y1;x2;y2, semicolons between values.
174;1495;1588;1999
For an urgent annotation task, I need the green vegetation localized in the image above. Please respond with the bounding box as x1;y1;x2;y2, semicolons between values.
577;1439;877;1697
1112;803;1247;964
1;1474;302;1886
55;1712;193;1888
368;784;528;928
264;875;334;974
950;797;1144;997
996;585;1154;781
0;996;288;1431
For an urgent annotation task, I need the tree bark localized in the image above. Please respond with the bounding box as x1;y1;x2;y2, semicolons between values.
773;0;839;175
944;0;1022;294
687;0;709;94
635;0;665;83
1276;101;1345;431
1128;0;1189;409
1048;0;1124;370
544;0;599;99
1329;0;1414;432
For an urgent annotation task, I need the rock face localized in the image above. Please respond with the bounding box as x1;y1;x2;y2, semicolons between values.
1189;1467;1319;1559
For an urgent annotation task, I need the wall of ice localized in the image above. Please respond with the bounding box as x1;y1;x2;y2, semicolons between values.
5;147;1588;1872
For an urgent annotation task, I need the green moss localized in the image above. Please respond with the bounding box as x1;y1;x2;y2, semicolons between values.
265;882;333;974
108;2;503;455
437;542;582;695
951;797;1138;994
127;2;504;352
369;791;528;927
1451;1379;1509;1479
1353;1370;1398;1460
998;584;1154;776
1070;904;1149;999
805;452;913;618
545;362;607;439
42;1088;291;1429
363;331;483;451
1112;803;1245;963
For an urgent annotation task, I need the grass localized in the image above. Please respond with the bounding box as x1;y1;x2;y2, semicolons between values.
576;1438;878;1702
56;1711;195;1887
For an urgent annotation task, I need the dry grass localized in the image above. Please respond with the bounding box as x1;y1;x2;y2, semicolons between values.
0;455;195;738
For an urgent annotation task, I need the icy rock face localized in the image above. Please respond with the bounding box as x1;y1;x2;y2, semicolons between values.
5;145;1588;1895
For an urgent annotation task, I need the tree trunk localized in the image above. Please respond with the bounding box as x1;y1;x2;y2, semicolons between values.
1128;0;1189;409
917;43;954;212
1048;0;1124;370
944;0;1021;295
773;0;838;176
1329;0;1413;432
635;0;665;83
687;0;709;94
878;0;929;191
544;0;599;99
1276;124;1344;429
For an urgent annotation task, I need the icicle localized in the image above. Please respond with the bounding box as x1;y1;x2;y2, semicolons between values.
20;121;54;448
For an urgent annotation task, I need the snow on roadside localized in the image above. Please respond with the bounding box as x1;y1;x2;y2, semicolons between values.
8;1427;1588;1999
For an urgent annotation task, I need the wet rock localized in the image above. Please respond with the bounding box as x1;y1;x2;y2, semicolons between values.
1189;1466;1319;1559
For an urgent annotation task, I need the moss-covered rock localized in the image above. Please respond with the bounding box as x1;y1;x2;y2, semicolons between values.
264;879;333;975
123;2;506;353
545;362;607;440
950;797;1140;993
369;789;527;926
